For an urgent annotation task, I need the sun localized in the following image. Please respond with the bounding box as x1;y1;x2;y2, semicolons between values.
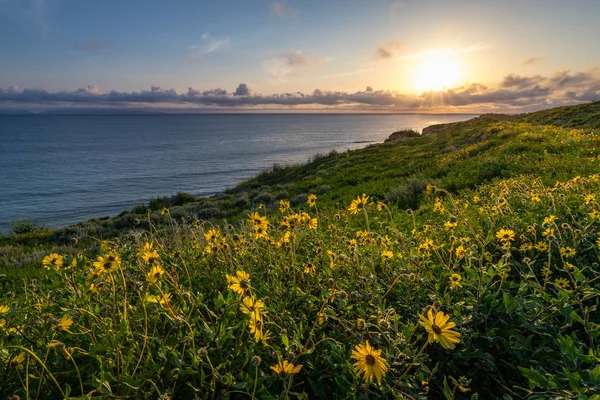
413;54;463;93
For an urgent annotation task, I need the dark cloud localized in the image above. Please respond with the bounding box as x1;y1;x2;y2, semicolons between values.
2;69;599;111
73;40;109;52
375;41;403;60
234;83;252;96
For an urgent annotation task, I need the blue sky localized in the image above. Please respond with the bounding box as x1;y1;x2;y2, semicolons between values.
1;0;600;112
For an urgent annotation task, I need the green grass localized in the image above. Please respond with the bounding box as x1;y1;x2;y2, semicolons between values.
1;101;600;398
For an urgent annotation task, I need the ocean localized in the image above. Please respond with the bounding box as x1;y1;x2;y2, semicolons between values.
0;113;476;233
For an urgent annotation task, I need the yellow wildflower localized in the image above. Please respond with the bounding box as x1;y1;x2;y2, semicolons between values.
419;309;461;350
307;194;317;207
351;340;388;385
449;273;462;288
226;270;251;295
58;314;73;331
42;253;64;269
496;229;515;243
270;360;303;375
347;193;369;215
146;265;166;283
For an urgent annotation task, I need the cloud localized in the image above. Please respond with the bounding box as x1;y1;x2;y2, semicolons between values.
234;83;252;96
375;40;403;60
522;56;544;65
2;69;599;111
396;43;489;60
264;50;326;78
186;34;229;63
269;0;298;18
73;40;109;53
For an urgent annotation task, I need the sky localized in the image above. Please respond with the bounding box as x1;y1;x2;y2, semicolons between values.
1;0;599;113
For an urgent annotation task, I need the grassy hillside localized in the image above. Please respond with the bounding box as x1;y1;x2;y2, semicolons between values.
1;102;600;398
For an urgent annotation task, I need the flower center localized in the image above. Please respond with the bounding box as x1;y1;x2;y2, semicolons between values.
240;280;249;289
365;354;376;366
432;324;442;334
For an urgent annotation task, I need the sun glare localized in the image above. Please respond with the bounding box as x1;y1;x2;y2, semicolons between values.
413;55;463;93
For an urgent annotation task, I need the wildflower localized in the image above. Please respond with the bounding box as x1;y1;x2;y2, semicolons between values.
307;194;317;207
543;215;557;226
381;250;394;262
542;228;555;238
146;265;166;283
419;309;461;350
226;270;251;295
449;273;462;288
426;184;435;194
347;193;369;215
248;212;269;230
589;210;599;219
520;243;533;252
146;292;172;306
270;360;303;375
376;202;385;212
0;305;9;314
534;241;549;251
455;245;465;260
444;220;457;230
350;340;389;385
248;311;265;342
141;248;160;264
42;253;64;269
10;353;25;370
472;195;480;203
531;194;541;203
88;284;99;294
584;194;595;205
554;277;569;290
541;267;553;279
160;207;170;215
240;296;264;316
93;253;121;274
496;229;515;243
433;198;445;214
317;312;326;325
204;228;221;243
560;246;576;258
304;262;316;274
308;218;318;230
58;314;73;331
279;200;290;213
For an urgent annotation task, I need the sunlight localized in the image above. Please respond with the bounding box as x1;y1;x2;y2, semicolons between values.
413;54;463;92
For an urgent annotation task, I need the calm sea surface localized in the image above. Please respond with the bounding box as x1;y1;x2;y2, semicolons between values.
0;114;475;233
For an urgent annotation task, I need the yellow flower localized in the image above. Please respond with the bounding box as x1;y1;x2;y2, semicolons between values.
381;250;394;262
584;194;595;205
496;229;515;242
541;267;553;279
0;305;9;314
248;311;265;342
531;194;541;203
419;309;461;350
58;314;73;331
534;241;549;252
543;215;557;226
307;194;317;207
350;340;389;385
376;202;385;212
42;253;64;269
317;312;326;326
141;249;160;264
204;228;221;243
88;284;100;294
248;212;269;229
455;245;465;260
560;246;576;258
308;218;318;230
93;253;121;274
426;184;435;194
444;220;457;230
279;200;291;213
304;262;316;274
10;353;25;370
554;277;569;290
146;265;166;283
542;228;555;238
347;193;369;215
240;296;264;316
270;360;303;375
146;292;172;306
226;270;251;295
160;207;170;215
589;210;599;219
449;273;462;288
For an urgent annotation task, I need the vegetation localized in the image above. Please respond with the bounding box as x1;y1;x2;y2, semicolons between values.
1;102;600;398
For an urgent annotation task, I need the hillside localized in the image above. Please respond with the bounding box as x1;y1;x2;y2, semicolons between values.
1;102;600;398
